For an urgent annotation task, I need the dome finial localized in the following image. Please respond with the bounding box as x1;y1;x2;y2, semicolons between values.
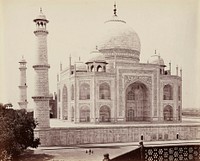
114;2;117;16
96;45;98;50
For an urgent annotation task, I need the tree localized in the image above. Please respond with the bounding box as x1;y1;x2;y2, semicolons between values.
0;104;40;160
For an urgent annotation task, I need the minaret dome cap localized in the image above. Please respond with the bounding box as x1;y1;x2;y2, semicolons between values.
33;8;49;23
19;56;27;63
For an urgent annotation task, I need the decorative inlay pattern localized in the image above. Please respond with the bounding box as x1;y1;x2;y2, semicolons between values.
124;75;152;88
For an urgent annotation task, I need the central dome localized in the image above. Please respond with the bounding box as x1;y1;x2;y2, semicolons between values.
98;16;141;52
97;5;141;63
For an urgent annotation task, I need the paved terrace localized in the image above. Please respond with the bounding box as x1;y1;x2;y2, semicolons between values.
50;116;200;128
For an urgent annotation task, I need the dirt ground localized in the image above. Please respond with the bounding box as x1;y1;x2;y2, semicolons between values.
17;144;139;161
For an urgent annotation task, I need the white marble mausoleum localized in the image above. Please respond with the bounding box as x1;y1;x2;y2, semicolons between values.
57;5;182;124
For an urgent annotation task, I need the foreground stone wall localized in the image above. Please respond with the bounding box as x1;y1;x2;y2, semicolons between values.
34;124;200;146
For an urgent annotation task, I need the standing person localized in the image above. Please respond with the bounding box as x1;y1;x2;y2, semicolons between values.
103;153;110;161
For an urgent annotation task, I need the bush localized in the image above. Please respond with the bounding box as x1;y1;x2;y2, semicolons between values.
0;104;40;160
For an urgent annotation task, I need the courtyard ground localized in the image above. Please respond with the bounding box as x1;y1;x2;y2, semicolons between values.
17;140;200;161
18;143;139;161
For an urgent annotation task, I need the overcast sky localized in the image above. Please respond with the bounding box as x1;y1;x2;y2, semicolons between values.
0;0;200;109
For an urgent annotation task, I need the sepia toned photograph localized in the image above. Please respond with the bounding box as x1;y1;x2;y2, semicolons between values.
0;0;200;160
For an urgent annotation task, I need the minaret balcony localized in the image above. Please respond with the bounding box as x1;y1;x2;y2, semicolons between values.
32;96;52;101
18;85;27;88
33;64;50;69
34;30;48;35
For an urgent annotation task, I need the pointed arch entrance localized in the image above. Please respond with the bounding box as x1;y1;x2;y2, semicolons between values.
163;105;173;121
126;81;149;121
80;106;90;122
99;105;111;122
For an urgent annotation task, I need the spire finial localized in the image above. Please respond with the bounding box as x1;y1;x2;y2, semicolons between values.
40;7;43;14
114;2;117;16
155;50;157;55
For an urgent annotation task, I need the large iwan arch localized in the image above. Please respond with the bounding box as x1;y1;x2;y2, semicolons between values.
125;81;150;121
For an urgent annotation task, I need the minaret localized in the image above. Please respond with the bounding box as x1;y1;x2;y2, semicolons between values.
18;56;28;109
32;8;50;129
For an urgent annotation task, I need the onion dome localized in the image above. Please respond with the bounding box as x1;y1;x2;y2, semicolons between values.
86;48;107;64
149;52;166;67
97;3;141;63
75;61;87;72
99;19;140;52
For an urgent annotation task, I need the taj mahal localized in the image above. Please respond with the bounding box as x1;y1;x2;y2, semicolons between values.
18;5;200;146
57;4;182;124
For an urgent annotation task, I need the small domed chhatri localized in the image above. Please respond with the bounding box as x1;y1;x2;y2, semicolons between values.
86;47;107;64
19;56;27;63
149;51;166;67
33;8;49;22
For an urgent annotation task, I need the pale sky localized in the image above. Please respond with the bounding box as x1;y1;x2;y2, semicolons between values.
0;0;200;109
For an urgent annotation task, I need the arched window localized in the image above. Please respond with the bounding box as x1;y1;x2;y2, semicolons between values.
178;106;181;121
163;84;173;100
178;86;181;101
40;22;43;27
97;65;103;72
127;88;135;100
80;106;90;122
62;85;68;120
99;106;111;122
71;85;74;100
79;83;90;100
103;66;106;72
99;83;110;99
163;105;173;121
58;89;61;102
71;106;74;121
